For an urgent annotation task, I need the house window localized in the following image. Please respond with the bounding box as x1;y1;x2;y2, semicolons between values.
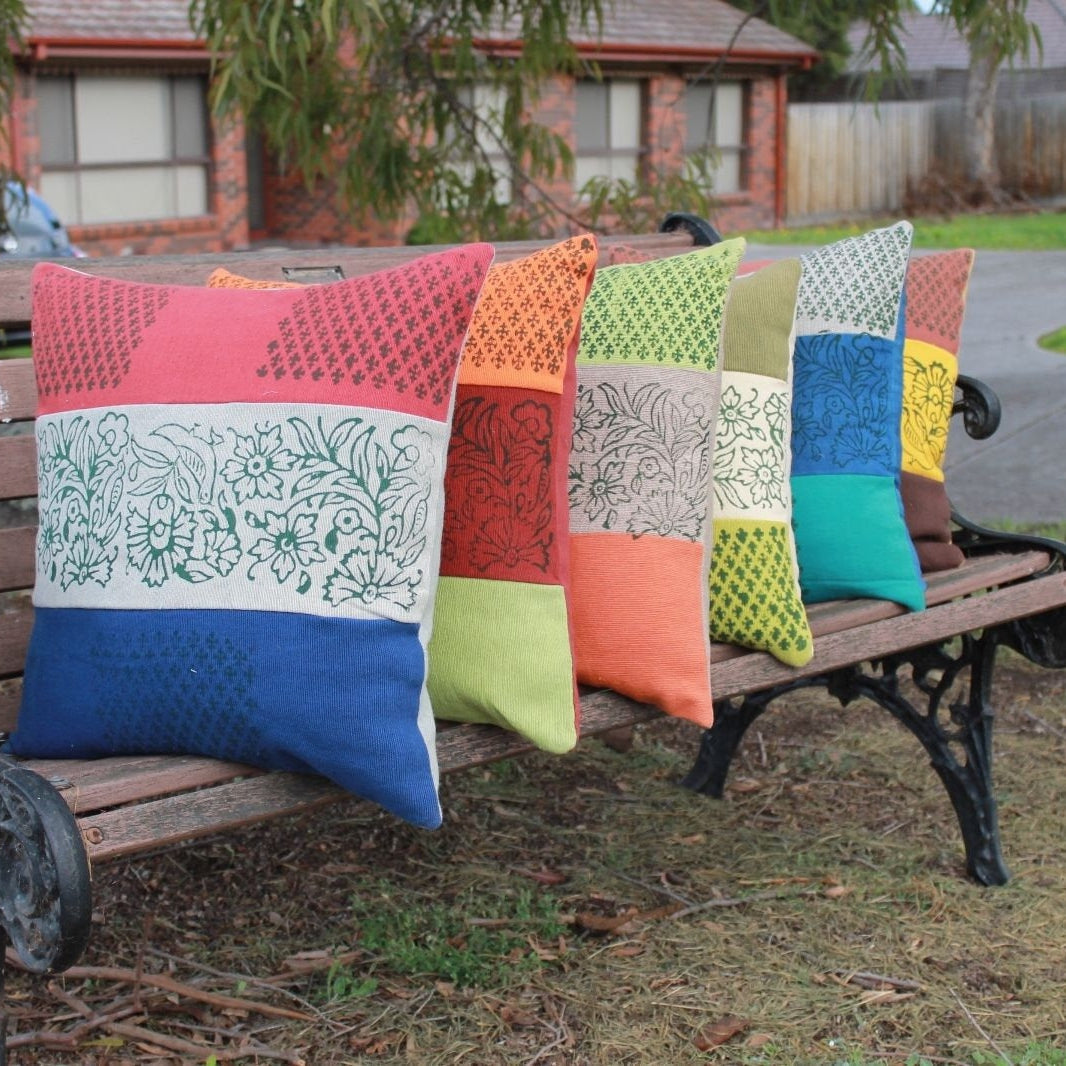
36;73;210;225
459;82;513;203
685;81;746;195
575;79;642;189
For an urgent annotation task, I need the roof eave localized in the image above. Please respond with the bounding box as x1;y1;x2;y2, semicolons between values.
24;37;209;63
474;36;818;68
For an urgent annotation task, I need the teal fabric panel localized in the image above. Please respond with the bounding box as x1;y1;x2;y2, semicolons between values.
791;474;925;610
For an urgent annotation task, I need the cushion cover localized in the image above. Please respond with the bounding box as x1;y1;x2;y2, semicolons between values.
428;236;597;751
9;246;494;828
790;222;925;610
569;238;745;726
711;258;812;665
900;248;975;572
609;245;812;666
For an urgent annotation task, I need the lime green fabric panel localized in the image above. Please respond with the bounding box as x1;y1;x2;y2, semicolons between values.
577;239;745;370
721;258;801;379
428;577;577;753
791;474;926;610
710;519;811;667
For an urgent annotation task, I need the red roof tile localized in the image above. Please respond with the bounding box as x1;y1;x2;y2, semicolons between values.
25;0;815;62
25;0;197;42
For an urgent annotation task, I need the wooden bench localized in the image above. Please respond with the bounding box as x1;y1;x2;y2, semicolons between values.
2;216;1066;1003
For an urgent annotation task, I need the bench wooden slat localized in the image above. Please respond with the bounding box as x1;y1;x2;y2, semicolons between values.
0;357;35;421
80;771;346;862
16;753;261;815
0;435;37;500
0;599;33;687
712;567;1066;701
49;691;664;863
1;548;1057;729
0;233;697;324
0;526;36;592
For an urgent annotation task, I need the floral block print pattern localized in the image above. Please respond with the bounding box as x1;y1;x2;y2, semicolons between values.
791;221;925;610
609;248;812;669
429;235;598;753
569;238;745;727
10;247;495;829
900;249;975;572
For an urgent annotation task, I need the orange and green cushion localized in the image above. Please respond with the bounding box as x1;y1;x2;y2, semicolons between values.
569;239;745;727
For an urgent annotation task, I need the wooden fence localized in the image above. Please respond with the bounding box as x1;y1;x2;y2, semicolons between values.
786;94;1066;224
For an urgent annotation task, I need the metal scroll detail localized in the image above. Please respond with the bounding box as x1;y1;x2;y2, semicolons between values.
658;212;723;247
683;629;1012;886
0;757;92;974
953;373;1002;440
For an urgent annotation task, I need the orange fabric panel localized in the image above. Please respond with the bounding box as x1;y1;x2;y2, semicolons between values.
569;533;713;728
459;236;596;395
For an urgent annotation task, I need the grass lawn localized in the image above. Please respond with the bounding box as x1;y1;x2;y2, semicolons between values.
740;209;1066;251
1038;325;1066;355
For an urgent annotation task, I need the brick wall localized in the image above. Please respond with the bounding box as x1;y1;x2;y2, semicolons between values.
261;162;407;248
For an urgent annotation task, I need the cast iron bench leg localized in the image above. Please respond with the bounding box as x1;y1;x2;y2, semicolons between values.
683;631;1012;886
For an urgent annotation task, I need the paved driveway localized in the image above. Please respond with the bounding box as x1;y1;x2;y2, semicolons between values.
746;243;1066;525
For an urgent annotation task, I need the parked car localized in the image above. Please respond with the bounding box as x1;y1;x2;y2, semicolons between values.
1;181;83;259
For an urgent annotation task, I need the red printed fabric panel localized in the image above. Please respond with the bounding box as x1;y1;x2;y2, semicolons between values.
903;248;975;353
32;245;494;421
441;384;566;584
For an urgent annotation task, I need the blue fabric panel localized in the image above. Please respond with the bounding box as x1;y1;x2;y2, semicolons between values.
791;475;925;610
9;608;440;828
791;331;902;478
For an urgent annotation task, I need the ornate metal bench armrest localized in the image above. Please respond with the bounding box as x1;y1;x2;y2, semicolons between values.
658;213;723;246
953;373;1002;440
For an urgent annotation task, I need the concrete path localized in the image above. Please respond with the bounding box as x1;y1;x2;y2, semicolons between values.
745;243;1066;526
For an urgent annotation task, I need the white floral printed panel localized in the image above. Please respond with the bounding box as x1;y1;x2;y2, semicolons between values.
34;403;448;621
569;364;719;541
713;371;792;523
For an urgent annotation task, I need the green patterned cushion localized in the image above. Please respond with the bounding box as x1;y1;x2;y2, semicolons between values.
569;239;745;727
710;258;813;665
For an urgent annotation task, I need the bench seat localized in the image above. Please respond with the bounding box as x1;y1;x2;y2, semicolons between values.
6;547;1061;865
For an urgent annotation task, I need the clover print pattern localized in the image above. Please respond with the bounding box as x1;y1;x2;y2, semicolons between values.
713;376;790;519
35;407;442;618
569;373;712;541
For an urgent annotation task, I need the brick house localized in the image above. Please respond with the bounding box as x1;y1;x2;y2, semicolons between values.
6;0;815;256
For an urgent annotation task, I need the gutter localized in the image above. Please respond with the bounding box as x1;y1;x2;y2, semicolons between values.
26;37;209;63
473;37;817;69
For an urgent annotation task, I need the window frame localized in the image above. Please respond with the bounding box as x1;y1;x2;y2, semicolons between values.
683;78;749;196
36;71;212;226
574;77;645;191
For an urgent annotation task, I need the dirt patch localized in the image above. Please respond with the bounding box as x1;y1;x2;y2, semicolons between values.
6;652;1066;1065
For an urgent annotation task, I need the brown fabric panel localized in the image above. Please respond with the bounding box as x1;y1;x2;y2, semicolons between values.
901;470;964;572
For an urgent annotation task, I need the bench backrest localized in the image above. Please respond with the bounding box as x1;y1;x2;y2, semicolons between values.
0;230;700;735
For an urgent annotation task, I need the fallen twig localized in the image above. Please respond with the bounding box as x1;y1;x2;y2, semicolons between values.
949;986;1014;1065
830;970;922;992
14;961;311;1022
668;885;823;920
